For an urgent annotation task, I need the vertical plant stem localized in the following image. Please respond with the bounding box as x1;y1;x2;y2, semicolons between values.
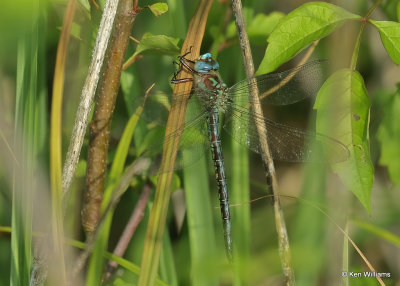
34;0;77;285
138;1;214;285
12;38;34;286
231;51;250;284
231;0;295;285
61;0;120;201
12;2;40;284
183;156;219;286
82;0;137;234
85;84;150;285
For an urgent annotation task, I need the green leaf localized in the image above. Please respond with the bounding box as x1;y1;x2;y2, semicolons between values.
68;22;83;41
136;33;180;56
125;33;180;65
257;2;361;74
148;3;169;17
377;87;400;185
314;69;373;212
12;12;45;285
182;155;219;286
108;100;147;181
369;20;400;64
231;131;250;282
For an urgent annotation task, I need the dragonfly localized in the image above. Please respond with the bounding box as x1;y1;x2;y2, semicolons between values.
142;51;350;261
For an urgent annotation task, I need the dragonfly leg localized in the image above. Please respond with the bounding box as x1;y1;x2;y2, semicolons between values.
179;46;195;62
170;77;194;84
171;49;198;83
179;57;197;74
171;62;194;83
171;60;183;81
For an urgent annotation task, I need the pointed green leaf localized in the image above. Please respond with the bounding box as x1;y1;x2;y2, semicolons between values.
108;101;145;180
68;22;83;41
125;33;180;65
148;3;168;17
257;2;361;74
370;20;400;64
314;69;373;211
377;87;400;185
135;33;180;56
183;157;219;286
86;98;148;286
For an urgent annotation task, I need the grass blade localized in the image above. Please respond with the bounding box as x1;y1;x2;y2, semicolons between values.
138;1;214;285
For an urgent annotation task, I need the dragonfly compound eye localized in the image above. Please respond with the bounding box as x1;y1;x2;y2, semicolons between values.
194;53;220;73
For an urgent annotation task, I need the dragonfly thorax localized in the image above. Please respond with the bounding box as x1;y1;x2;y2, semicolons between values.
193;71;228;111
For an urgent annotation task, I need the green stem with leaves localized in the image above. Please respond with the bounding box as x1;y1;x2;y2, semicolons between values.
350;0;382;70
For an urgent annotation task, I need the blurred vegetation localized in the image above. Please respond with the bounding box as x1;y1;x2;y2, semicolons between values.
0;0;399;285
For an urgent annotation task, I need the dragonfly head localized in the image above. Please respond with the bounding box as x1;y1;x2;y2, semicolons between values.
194;53;219;73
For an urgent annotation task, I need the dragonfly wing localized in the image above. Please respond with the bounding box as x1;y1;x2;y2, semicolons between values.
223;103;349;163
140;91;210;173
173;111;209;171
139;87;213;123
228;60;327;106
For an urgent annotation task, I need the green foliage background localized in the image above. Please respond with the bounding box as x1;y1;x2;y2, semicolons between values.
0;0;399;285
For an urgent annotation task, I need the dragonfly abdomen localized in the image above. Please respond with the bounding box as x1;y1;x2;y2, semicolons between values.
207;110;232;260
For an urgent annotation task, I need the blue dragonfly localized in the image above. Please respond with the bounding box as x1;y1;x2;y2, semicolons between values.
142;51;349;261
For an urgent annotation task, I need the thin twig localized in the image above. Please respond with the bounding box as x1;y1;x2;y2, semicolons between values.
231;0;295;284
103;183;152;282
